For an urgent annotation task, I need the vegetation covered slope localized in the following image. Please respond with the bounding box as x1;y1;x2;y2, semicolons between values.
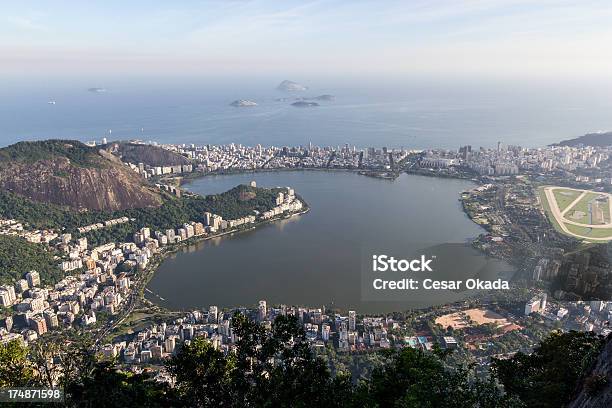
0;235;63;285
569;333;612;408
0;140;162;211
104;142;191;166
0;184;283;246
492;330;607;408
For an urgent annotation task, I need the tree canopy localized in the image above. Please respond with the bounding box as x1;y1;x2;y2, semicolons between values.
0;319;607;408
491;330;606;408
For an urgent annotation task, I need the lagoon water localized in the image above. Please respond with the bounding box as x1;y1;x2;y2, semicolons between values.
147;172;514;313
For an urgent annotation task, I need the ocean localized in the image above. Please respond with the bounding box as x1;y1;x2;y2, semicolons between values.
2;76;612;149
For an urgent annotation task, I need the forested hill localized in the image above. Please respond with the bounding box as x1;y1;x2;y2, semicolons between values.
104;142;191;167
0;235;63;286
0;140;162;211
0;184;286;247
554;131;612;147
0;140;98;165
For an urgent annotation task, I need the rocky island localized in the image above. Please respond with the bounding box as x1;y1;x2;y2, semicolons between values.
291;101;319;108
294;95;335;102
313;94;335;101
277;80;307;92
230;99;258;107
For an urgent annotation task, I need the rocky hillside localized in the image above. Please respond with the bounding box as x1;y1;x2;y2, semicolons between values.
105;142;190;167
569;335;612;408
0;140;162;211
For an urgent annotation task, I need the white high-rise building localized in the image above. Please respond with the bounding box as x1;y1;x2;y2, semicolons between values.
165;336;177;354
525;296;541;315
26;270;41;288
322;324;331;341
209;306;218;323
0;290;13;307
258;300;267;321
77;237;88;251
540;293;547;311
348;310;356;332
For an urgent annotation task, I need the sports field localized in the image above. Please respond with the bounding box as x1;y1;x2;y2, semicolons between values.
562;192;600;224
540;186;612;241
435;308;512;330
552;188;581;212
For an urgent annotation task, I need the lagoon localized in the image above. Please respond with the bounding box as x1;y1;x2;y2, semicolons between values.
146;171;514;313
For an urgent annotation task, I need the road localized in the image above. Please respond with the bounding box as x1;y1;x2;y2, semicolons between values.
93;254;162;345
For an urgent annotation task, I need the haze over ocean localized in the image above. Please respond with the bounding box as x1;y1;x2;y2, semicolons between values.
2;77;612;149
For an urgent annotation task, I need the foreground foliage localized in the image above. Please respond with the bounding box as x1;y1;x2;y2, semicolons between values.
491;330;606;408
0;317;607;407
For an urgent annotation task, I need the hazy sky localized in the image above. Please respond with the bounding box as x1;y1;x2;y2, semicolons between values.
3;0;612;79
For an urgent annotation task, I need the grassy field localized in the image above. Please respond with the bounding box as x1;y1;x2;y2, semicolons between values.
563;192;610;225
564;192;599;219
539;186;612;241
564;223;612;240
565;223;593;236
552;188;581;212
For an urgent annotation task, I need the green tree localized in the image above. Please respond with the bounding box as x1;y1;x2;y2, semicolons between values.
353;346;519;408
0;340;34;387
491;330;605;408
64;361;172;408
166;337;235;406
167;313;351;407
0;235;64;285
